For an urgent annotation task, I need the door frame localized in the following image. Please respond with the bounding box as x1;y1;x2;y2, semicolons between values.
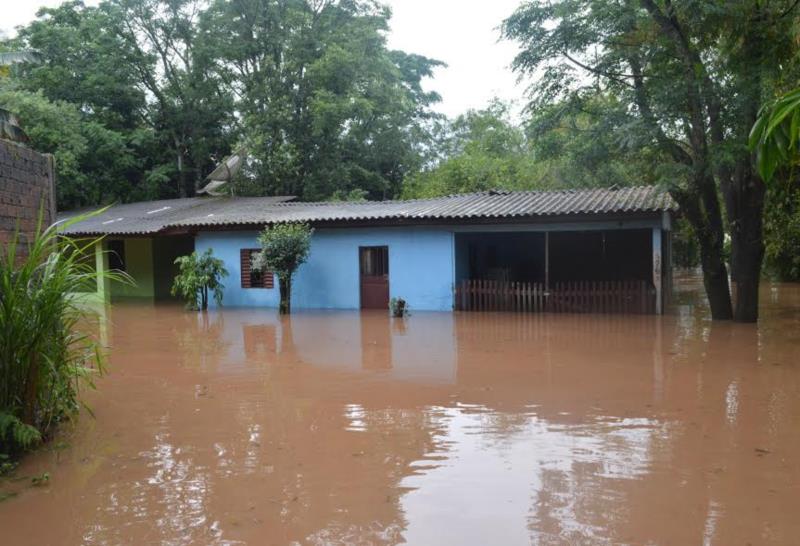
359;245;390;309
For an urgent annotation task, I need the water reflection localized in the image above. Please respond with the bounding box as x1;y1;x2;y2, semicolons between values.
0;281;799;544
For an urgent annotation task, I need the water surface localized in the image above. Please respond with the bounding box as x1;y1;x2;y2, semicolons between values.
1;278;799;544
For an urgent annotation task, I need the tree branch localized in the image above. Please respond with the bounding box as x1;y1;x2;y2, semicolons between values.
562;50;635;88
628;53;692;165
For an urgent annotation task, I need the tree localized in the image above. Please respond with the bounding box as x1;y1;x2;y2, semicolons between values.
106;0;237;197
527;93;666;189
0;83;136;209
253;224;313;314
4;0;442;208
202;0;442;200
3;2;153;207
171;249;228;311
402;95;662;199
4;0;236;206
503;0;800;322
402;100;547;198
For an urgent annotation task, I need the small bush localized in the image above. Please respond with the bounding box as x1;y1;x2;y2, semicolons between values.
390;297;408;317
253;224;313;314
171;249;228;310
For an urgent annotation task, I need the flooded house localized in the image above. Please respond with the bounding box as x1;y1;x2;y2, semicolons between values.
58;186;676;314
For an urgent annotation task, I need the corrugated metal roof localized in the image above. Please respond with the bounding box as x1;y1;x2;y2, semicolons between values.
56;196;296;236
58;186;676;236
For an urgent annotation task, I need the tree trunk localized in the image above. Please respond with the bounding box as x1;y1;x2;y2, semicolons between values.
700;248;734;321
279;276;291;315
727;174;766;323
176;145;186;198
675;187;733;320
200;286;208;311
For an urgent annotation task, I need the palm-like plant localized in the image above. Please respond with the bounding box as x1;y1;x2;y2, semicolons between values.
750;88;800;182
0;210;130;460
0;49;41;143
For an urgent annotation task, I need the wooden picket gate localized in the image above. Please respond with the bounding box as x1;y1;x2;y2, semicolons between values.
455;279;656;315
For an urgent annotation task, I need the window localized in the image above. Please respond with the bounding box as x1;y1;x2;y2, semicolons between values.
359;246;389;277
240;249;274;289
108;240;126;272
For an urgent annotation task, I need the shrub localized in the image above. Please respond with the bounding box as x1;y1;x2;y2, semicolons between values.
171;249;228;310
253;224;313;314
0;212;125;463
389;297;408;317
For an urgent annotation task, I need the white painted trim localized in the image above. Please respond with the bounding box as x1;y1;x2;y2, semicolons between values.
652;228;663;314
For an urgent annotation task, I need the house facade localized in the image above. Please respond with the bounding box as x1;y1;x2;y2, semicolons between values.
59;186;676;314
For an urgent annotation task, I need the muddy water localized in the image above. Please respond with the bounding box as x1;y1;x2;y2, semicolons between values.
1;279;799;545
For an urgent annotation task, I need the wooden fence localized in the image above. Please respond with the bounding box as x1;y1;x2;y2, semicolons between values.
455;279;656;315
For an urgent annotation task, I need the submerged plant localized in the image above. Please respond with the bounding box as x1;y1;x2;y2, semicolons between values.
253;223;313;314
389;297;408;318
0;210;127;463
171;249;228;311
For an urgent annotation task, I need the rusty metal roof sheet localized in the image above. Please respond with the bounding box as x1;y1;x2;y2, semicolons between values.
58;186;676;236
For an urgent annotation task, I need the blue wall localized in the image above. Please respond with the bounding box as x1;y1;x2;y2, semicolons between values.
195;227;455;311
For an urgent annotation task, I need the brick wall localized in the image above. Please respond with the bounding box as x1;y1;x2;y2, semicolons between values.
0;139;56;259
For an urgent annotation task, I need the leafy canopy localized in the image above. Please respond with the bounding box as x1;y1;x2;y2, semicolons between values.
253;224;313;281
402;100;545;198
199;0;442;200
2;0;442;208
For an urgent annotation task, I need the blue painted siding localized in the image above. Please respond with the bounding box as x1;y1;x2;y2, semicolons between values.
195;227;455;311
195;231;281;308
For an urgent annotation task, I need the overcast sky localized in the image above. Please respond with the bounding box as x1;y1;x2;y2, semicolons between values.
1;0;528;119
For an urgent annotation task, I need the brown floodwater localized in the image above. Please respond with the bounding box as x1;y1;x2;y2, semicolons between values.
1;276;799;545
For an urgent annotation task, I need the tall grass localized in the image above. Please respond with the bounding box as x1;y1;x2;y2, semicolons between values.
0;211;127;462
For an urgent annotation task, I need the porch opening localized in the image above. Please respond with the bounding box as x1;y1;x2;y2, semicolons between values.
454;229;658;314
107;235;195;302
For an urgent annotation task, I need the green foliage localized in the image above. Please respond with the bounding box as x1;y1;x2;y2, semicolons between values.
3;0;236;206
672;218;700;269
0;83;134;209
0;211;126;462
402;101;547;198
402;96;664;200
502;0;800;321
763;179;800;280
501;0;797;193
253;224;313;314
750;87;800;183
203;0;442;201
528;94;665;189
2;0;443;208
30;472;50;486
330;188;369;202
254;224;314;281
389;297;408;318
0;414;41;452
171;249;228;311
